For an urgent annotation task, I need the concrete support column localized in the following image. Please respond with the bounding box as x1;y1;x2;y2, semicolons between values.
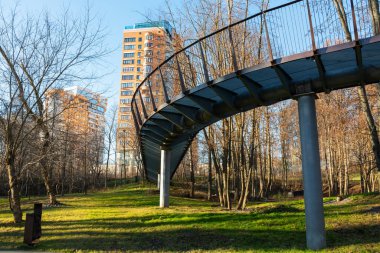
160;147;171;208
297;95;326;250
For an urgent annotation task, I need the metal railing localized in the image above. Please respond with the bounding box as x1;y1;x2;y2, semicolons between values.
131;0;378;132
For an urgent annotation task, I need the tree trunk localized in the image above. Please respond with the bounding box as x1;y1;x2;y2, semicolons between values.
333;1;380;173
84;140;88;195
38;125;58;205
40;161;57;205
357;86;380;171
6;153;23;223
189;146;195;198
207;143;212;201
114;151;117;187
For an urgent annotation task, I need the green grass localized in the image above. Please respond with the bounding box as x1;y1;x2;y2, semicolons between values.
0;185;379;252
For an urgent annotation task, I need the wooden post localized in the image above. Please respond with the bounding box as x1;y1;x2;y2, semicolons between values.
24;214;34;245
33;203;42;240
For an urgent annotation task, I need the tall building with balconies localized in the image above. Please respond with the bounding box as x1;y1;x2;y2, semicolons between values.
46;86;107;135
117;20;175;176
45;86;107;163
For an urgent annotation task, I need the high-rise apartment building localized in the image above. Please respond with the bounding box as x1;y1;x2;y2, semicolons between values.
117;21;175;175
46;86;107;160
47;86;107;135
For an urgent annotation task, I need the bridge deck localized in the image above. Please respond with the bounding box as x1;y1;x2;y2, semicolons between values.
140;36;380;181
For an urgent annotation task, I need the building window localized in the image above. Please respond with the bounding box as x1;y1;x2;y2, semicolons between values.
144;97;150;102
135;83;140;87
145;57;153;63
119;123;128;128
155;98;159;102
136;67;141;72
136;75;140;80
123;67;134;72
121;115;130;120
138;37;142;42
145;50;153;56
137;52;141;57
120;106;131;112
137;59;141;64
145;65;152;73
121;82;133;88
124;37;136;42
138;45;142;49
123;52;134;58
144;42;153;47
122;75;134;80
146;34;153;40
124;44;135;50
123;59;134;64
121;90;133;96
120;98;132;104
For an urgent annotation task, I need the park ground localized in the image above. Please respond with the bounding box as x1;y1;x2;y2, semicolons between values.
0;184;379;253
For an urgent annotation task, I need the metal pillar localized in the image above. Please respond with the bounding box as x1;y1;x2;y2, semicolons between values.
160;147;171;208
297;95;326;250
157;173;160;190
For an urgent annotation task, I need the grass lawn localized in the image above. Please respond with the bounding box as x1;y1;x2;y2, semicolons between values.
0;184;379;252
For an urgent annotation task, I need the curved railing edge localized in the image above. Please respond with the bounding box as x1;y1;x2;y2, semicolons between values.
131;0;303;108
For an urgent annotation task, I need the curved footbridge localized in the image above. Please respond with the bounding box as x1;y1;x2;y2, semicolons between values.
131;0;380;250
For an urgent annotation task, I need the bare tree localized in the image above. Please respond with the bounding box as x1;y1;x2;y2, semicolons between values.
0;4;108;205
332;0;380;172
104;105;118;188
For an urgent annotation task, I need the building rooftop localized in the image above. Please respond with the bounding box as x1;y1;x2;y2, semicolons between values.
124;20;173;37
64;86;107;110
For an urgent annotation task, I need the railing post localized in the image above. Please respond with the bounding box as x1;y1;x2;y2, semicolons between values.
159;66;170;103
175;55;187;93
138;90;148;119
133;100;143;125
147;78;157;111
185;52;197;87
198;40;210;83
131;108;140;135
228;27;239;72
263;14;274;61
306;0;317;51
350;0;359;41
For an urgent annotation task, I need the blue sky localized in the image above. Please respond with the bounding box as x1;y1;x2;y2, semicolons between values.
1;0;173;107
0;0;289;109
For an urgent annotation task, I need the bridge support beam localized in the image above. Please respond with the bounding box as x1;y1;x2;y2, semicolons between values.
160;147;171;208
297;95;326;250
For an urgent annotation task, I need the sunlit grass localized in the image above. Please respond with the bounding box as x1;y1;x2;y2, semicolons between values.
0;184;379;252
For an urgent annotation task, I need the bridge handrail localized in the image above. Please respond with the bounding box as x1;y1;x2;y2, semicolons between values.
130;0;372;131
130;0;306;122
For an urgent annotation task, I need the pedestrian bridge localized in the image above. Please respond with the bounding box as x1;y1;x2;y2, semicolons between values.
131;0;380;250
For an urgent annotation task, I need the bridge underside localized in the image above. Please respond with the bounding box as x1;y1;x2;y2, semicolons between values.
140;36;380;182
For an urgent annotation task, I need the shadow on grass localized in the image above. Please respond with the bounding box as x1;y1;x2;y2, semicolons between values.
259;205;302;214
2;224;380;252
1;209;380;252
1;191;378;251
34;211;302;232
